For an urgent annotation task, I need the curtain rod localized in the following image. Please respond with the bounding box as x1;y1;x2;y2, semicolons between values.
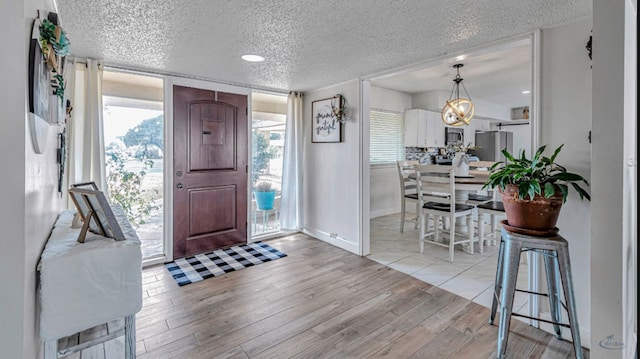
68;57;289;95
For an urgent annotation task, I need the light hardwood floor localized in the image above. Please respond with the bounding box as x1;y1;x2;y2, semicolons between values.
61;233;586;358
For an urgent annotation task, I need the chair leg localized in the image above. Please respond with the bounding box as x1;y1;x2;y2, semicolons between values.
491;214;498;245
466;215;474;255
490;236;505;325
478;213;485;254
419;207;425;254
414;200;420;229
556;245;584;359
543;250;563;339
496;239;523;358
448;215;455;263
434;215;440;246
400;197;406;233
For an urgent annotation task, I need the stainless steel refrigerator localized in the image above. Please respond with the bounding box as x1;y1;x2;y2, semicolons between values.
474;131;513;162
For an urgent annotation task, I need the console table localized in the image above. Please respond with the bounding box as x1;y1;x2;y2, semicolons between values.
38;208;142;358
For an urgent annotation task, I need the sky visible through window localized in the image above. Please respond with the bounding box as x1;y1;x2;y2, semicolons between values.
103;105;163;145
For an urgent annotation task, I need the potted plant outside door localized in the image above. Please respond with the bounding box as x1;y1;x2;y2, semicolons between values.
254;182;276;210
482;144;590;235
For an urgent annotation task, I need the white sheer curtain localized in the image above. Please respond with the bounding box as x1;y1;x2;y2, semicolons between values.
67;59;107;194
279;92;303;230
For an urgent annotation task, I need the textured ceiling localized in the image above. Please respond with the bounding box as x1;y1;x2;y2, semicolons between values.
372;40;532;108
55;0;591;93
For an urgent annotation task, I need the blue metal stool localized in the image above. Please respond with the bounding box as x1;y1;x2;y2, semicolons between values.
489;227;583;359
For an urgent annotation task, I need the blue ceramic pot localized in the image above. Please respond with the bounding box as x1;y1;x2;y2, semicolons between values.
254;191;275;210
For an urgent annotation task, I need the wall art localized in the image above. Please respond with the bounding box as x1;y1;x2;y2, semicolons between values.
311;97;342;143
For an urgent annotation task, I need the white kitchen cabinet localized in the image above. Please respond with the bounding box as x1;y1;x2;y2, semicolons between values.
405;109;447;148
464;121;476;146
404;109;427;147
425;110;444;147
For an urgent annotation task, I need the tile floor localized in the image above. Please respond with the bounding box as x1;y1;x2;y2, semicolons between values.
368;213;531;317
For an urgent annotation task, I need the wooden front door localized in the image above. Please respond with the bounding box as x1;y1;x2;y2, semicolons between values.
173;85;248;258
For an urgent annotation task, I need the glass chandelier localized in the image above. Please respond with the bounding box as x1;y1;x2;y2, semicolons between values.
441;64;474;127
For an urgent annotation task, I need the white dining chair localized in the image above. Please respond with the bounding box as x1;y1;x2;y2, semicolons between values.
415;164;477;263
476;196;506;253
396;160;420;232
466;161;498;205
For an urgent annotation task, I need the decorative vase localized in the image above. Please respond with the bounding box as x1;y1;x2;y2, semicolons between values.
499;184;563;233
254;191;275;210
452;152;469;177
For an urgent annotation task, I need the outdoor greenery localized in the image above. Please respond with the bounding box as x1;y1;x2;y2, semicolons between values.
106;147;160;226
122;115;164;157
483;144;590;203
252;130;278;184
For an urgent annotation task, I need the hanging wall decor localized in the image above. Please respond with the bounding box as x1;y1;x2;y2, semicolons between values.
28;11;70;154
28;11;70;132
311;96;343;143
57;128;66;195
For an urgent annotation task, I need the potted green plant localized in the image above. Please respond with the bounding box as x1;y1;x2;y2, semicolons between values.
483;144;590;233
253;181;276;210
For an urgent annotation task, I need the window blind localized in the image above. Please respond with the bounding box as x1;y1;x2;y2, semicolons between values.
370;109;404;164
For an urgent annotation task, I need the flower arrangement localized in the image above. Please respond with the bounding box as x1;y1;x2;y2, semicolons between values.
449;142;478;154
331;94;350;123
254;181;273;192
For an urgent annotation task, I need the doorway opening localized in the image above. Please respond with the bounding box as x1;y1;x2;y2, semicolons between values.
365;35;535;312
102;70;165;262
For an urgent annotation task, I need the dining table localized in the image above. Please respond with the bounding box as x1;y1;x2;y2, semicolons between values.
409;169;491;195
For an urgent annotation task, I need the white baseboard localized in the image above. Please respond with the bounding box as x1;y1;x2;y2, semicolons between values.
302;227;359;255
539;311;591;350
369;207;399;219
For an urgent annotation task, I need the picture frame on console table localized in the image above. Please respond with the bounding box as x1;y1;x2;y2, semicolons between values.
68;188;126;242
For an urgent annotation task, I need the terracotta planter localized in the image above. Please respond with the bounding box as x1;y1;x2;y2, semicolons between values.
499;184;563;231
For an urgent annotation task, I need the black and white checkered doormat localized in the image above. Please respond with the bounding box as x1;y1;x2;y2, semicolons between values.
164;241;287;286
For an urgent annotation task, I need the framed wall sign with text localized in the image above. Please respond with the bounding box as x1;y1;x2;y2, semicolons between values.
311;97;342;143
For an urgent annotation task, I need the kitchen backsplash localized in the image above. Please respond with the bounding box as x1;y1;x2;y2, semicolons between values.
405;147;439;163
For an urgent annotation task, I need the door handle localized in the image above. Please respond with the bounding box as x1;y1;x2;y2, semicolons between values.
176;183;183;189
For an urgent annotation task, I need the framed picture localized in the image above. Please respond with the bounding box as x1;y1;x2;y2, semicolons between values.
68;188;126;242
311;97;342;143
71;181;99;191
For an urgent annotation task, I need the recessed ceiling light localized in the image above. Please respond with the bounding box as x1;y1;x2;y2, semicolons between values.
522;90;531;94
241;54;265;62
455;55;466;62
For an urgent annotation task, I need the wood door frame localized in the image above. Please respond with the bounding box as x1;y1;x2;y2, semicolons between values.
164;77;252;261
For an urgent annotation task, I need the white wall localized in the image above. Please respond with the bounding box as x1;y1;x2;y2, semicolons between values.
369;86;412;218
0;1;28;358
303;81;361;254
540;18;593;346
489;123;532;157
591;0;635;357
0;1;67;357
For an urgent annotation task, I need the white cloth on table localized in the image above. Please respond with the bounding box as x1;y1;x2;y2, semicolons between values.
38;208;142;340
